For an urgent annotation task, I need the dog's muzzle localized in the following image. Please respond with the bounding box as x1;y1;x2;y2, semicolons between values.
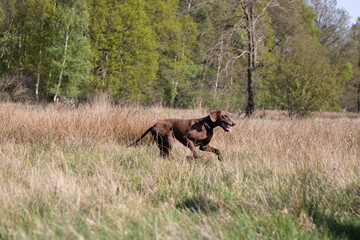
221;121;235;132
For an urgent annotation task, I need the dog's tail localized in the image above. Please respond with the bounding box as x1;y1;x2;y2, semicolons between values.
127;126;154;147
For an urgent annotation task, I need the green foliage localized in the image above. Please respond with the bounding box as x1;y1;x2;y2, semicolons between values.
88;0;159;100
338;62;353;84
87;0;199;103
0;0;92;100
265;35;341;117
337;19;360;112
48;0;92;100
298;0;321;39
0;0;359;112
345;132;358;150
146;0;198;106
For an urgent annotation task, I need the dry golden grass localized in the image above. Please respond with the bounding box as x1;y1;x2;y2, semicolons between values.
1;102;360;239
0;102;213;145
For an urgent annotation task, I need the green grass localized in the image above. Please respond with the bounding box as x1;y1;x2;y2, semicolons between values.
0;142;359;239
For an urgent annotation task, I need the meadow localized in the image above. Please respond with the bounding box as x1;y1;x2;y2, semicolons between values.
0;100;360;239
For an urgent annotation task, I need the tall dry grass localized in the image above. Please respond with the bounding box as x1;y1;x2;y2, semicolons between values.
1;101;360;239
0;102;212;145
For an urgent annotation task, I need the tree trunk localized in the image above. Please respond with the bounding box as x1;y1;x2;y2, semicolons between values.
35;19;45;102
357;80;360;113
358;59;360;113
245;4;256;117
246;64;255;116
170;55;179;106
214;38;224;98
54;22;70;102
201;58;208;83
46;61;52;98
35;54;42;101
19;35;23;77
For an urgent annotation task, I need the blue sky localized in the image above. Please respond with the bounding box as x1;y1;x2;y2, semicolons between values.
337;0;360;25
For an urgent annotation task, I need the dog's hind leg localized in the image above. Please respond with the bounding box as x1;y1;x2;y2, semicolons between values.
158;134;174;158
151;124;173;158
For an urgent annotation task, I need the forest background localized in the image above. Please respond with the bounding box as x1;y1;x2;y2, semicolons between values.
1;0;360;116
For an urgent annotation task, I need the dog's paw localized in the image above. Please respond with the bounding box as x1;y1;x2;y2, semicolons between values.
185;155;194;162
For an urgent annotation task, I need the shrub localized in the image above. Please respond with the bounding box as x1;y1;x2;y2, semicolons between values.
0;75;33;102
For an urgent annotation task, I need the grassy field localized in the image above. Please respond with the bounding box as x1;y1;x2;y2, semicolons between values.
1;102;360;239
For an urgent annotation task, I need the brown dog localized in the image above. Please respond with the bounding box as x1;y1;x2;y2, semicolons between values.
128;110;236;161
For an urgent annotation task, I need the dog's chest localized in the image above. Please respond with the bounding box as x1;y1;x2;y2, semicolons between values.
188;127;213;144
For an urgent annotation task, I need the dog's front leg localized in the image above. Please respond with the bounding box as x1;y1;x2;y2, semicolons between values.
185;139;199;161
200;145;224;161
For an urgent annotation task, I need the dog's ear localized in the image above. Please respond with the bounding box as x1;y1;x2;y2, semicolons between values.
209;110;220;122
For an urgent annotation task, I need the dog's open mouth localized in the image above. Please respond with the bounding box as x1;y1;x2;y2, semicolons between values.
221;122;231;132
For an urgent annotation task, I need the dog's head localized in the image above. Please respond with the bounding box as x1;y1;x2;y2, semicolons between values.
209;110;236;132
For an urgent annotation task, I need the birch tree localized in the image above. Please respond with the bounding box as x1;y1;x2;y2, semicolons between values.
53;20;70;102
48;0;91;101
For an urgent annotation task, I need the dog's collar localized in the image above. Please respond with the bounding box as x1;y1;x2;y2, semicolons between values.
204;121;211;130
204;116;216;130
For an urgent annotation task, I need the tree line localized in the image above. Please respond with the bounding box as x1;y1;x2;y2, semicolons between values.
1;0;359;116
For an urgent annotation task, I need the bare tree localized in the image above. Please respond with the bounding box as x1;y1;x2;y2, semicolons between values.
239;0;278;116
181;0;280;112
308;0;350;47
